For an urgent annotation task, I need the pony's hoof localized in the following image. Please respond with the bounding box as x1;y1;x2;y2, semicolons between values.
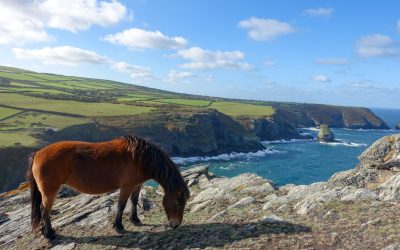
41;227;56;240
131;217;142;226
113;223;124;232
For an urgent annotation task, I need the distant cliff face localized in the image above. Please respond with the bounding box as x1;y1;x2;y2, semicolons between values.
274;104;389;129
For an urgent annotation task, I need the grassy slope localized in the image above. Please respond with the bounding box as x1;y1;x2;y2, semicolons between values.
0;66;275;148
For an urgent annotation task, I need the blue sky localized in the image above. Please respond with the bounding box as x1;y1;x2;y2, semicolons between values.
1;0;399;108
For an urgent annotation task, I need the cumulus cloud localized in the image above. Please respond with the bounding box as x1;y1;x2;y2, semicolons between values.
355;34;400;58
315;58;350;65
303;7;334;17
175;47;252;70
38;0;129;32
104;28;187;50
238;17;294;41
164;70;194;83
110;61;154;81
311;74;331;83
12;46;107;66
0;0;128;45
12;45;154;82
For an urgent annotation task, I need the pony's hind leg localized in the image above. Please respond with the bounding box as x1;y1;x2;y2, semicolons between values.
113;186;133;231
40;187;58;239
129;185;142;225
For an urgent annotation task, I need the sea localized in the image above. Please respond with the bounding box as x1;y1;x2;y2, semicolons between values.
173;108;400;186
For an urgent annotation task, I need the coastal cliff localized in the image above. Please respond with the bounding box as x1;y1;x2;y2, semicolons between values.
274;103;389;129
0;106;390;193
1;134;400;249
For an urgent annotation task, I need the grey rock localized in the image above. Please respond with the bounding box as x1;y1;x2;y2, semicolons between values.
294;189;339;215
190;188;235;204
190;200;211;213
318;124;335;143
51;243;76;250
229;197;256;209
262;215;284;223
211;210;226;220
340;188;378;203
358;134;400;171
379;173;400;201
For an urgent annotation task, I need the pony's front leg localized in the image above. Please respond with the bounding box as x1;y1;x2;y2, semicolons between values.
129;185;142;225
113;187;132;231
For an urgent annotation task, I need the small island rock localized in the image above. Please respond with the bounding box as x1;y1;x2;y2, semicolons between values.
395;123;400;130
318;124;335;142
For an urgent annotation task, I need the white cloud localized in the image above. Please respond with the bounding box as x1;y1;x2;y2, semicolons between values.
0;1;51;45
38;0;129;32
111;61;154;81
311;74;331;83
303;7;334;17
315;58;350;65
12;46;107;66
355;34;400;58
165;70;193;83
175;47;252;70
0;0;128;45
104;28;187;50
238;17;294;41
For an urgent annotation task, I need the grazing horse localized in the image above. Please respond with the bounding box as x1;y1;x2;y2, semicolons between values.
26;136;190;239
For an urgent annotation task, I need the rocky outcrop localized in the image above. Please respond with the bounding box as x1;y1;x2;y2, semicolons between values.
239;112;304;141
317;124;335;142
274;104;389;129
2;138;400;249
395;123;400;130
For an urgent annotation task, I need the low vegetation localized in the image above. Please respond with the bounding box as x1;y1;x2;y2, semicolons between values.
0;66;276;148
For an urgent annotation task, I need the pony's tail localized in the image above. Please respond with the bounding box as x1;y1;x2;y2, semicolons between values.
26;152;42;230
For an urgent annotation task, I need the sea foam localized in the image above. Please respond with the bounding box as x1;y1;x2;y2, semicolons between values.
172;148;282;165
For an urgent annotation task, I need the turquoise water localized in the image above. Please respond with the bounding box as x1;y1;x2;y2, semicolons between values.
174;108;400;186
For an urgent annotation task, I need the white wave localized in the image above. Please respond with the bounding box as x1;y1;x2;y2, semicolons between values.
342;128;394;132
172;148;283;165
262;138;315;144
301;127;319;131
319;139;367;147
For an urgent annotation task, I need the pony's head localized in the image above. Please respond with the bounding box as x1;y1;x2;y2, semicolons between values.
163;185;190;228
124;135;190;228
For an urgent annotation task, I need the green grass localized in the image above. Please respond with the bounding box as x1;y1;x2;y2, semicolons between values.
0;93;154;117
117;93;155;102
59;81;112;90
0;131;37;147
10;82;37;88
0;87;71;95
0;72;43;82
0;107;21;120
22;72;73;81
210;101;275;117
157;99;211;106
0;112;90;131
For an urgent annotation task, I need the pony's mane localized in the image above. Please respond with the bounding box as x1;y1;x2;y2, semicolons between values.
123;135;189;199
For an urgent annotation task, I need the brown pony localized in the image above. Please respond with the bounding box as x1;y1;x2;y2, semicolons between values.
26;136;190;239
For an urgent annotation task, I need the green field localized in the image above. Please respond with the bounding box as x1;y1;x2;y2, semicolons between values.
0;107;21;120
0;131;37;147
157;98;211;106
0;66;279;147
0;112;90;131
210;101;275;117
0;93;153;116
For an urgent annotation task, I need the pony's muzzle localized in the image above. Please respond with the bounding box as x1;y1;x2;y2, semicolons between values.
169;219;180;229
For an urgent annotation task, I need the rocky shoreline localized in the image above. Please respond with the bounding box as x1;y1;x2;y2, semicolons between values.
1;134;400;249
